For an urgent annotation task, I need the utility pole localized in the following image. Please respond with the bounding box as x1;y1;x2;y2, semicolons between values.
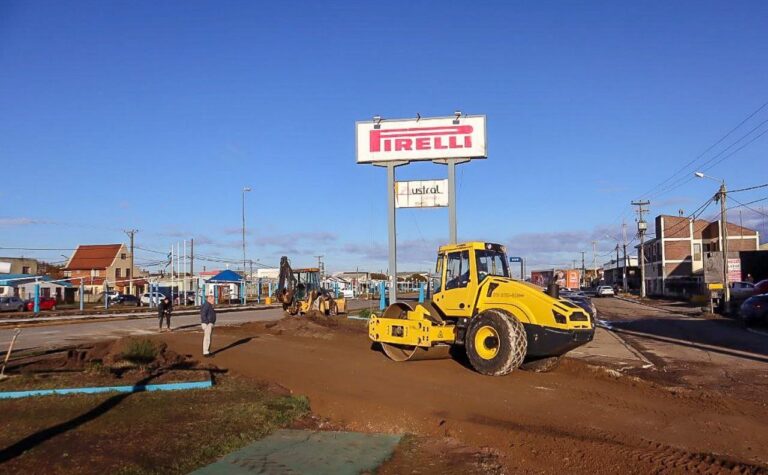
124;229;138;296
315;255;325;280
615;244;620;289
694;172;730;304
190;238;195;304
621;220;628;292
632;200;650;298
580;251;586;289
591;240;597;286
719;182;730;304
242;187;251;281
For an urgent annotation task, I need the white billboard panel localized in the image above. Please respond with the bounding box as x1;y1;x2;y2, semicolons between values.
356;115;487;163
395;179;449;208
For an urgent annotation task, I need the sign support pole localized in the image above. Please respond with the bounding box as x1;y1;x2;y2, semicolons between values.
376;160;408;305
387;162;398;304
437;158;469;244
448;159;458;244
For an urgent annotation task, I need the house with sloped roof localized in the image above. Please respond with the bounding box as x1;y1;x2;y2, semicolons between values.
63;244;146;297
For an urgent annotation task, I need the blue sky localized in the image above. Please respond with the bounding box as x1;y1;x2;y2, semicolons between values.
1;1;767;273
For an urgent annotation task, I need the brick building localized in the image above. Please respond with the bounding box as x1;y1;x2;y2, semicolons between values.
63;244;145;297
640;215;760;297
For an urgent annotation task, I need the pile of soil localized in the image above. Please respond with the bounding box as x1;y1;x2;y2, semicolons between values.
263;317;335;339
20;338;184;372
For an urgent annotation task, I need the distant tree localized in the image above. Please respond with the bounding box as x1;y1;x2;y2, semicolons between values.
39;262;66;279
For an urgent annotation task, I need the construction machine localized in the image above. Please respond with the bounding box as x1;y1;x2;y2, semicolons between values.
369;242;594;375
275;256;347;316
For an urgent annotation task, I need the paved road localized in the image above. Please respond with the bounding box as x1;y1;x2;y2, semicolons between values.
0;300;377;353
594;296;768;392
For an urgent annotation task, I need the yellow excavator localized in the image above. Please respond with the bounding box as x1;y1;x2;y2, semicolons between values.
275;256;347;316
369;242;594;375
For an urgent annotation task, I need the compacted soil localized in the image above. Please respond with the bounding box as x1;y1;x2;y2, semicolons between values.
155;316;768;474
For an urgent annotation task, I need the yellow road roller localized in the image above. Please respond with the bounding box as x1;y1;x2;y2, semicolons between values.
369;242;595;375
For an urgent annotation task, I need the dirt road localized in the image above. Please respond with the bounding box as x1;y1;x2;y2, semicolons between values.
161;312;768;474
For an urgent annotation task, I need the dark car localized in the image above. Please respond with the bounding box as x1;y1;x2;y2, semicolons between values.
115;294;141;307
740;294;768;327
0;296;25;312
754;279;768;296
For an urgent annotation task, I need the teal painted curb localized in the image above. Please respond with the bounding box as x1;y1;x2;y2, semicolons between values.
0;379;212;399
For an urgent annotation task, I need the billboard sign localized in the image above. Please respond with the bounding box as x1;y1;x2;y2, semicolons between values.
509;256;522;263
727;258;741;282
395;179;448;208
704;252;742;283
356;115;487;163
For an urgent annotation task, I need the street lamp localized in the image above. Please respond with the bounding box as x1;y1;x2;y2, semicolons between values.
694;172;729;304
242;187;252;297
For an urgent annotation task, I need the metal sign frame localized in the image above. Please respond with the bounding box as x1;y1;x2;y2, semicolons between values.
358;113;486;303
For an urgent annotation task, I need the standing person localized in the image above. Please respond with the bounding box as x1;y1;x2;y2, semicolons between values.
200;295;217;357
158;296;172;331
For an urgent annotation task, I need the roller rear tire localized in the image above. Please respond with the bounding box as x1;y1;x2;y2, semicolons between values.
465;309;527;376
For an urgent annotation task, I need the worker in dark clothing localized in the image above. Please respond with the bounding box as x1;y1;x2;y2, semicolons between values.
158;296;173;331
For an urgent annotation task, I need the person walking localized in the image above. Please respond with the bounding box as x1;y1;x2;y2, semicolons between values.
158;296;173;331
200;295;216;357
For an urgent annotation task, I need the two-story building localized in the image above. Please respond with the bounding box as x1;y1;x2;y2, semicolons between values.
63;244;145;298
0;257;40;275
639;215;760;297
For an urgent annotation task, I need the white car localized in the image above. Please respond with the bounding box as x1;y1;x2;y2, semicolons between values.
596;286;615;297
141;292;168;306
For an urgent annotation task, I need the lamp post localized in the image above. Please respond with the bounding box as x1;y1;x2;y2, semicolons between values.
694;172;729;304
242;187;251;303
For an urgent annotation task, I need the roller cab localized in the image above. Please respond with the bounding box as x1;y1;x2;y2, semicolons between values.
369;242;595;375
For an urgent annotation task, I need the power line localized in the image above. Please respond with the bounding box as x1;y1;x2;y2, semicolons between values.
650;123;768;200
727;183;768;194
640;100;768;199
729;196;768;217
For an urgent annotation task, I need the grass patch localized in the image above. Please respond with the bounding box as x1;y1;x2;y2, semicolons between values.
122;339;158;364
358;308;373;319
0;375;310;474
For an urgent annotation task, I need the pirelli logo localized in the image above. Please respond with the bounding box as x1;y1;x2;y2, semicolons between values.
369;125;474;153
356;115;487;163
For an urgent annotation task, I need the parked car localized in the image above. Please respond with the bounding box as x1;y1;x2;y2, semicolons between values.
341;288;355;298
0;296;25;312
731;281;756;300
754;279;768;296
99;290;122;303
140;292;168;306
115;295;141;307
739;294;768;327
596;285;615;297
24;296;57;311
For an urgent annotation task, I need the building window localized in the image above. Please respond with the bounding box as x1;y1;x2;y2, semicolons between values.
116;268;122;278
121;253;127;260
22;266;30;274
126;268;131;278
693;243;701;261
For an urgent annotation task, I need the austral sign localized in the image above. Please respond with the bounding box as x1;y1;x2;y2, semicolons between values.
395;179;449;208
356;115;487;163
